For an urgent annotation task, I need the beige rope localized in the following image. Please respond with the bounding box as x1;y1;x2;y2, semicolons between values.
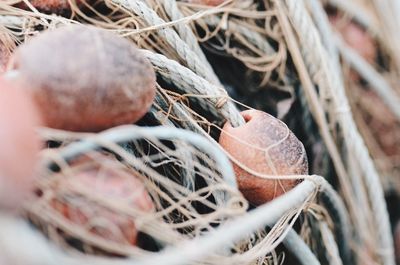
160;0;211;69
283;1;395;264
142;49;245;127
110;0;221;85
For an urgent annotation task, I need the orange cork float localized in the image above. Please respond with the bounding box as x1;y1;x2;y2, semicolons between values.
9;25;156;132
16;0;84;13
219;110;308;205
51;163;154;246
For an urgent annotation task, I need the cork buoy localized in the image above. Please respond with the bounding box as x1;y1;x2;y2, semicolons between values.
219;109;308;205
16;0;84;13
51;162;154;245
9;25;156;132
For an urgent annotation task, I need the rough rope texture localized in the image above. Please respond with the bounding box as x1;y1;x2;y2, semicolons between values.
336;36;400;121
0;15;26;28
204;15;276;55
320;222;344;265
303;5;372;254
142;49;245;127
283;229;321;265
307;0;342;84
0;3;387;264
325;0;379;37
284;1;395;264
319;180;353;265
161;0;211;69
0;14;243;127
371;0;400;76
0;175;327;265
111;0;221;85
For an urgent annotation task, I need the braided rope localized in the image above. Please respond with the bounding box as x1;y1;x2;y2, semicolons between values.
203;15;276;55
0;15;27;28
0;14;243;127
160;0;211;69
336;36;400;121
157;95;352;265
142;49;245;127
156;95;342;265
148;105;198;191
305;7;374;255
0;6;368;265
326;0;379;36
284;1;395;264
154;91;213;135
283;229;321;265
0;175;326;265
307;0;342;84
319;178;353;265
370;0;400;75
158;87;351;265
319;222;344;265
111;0;220;85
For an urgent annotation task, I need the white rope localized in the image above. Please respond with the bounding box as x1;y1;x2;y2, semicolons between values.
203;15;276;55
141;49;245;127
0;215;89;265
371;0;400;76
0;15;26;28
335;35;400;121
111;0;221;85
326;0;379;36
57;115;325;265
306;0;342;84
53;125;238;189
160;0;211;68
284;1;395;264
0;14;241;125
319;179;352;245
284;229;321;265
0;176;323;265
320;222;344;265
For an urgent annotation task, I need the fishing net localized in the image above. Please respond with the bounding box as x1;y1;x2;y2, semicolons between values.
0;1;399;265
23;125;329;265
28;126;247;257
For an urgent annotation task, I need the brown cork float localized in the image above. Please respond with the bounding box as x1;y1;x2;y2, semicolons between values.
219;109;308;205
51;160;154;246
16;0;84;13
9;25;156;132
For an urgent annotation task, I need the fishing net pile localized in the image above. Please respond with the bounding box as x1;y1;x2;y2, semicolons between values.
0;1;399;265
